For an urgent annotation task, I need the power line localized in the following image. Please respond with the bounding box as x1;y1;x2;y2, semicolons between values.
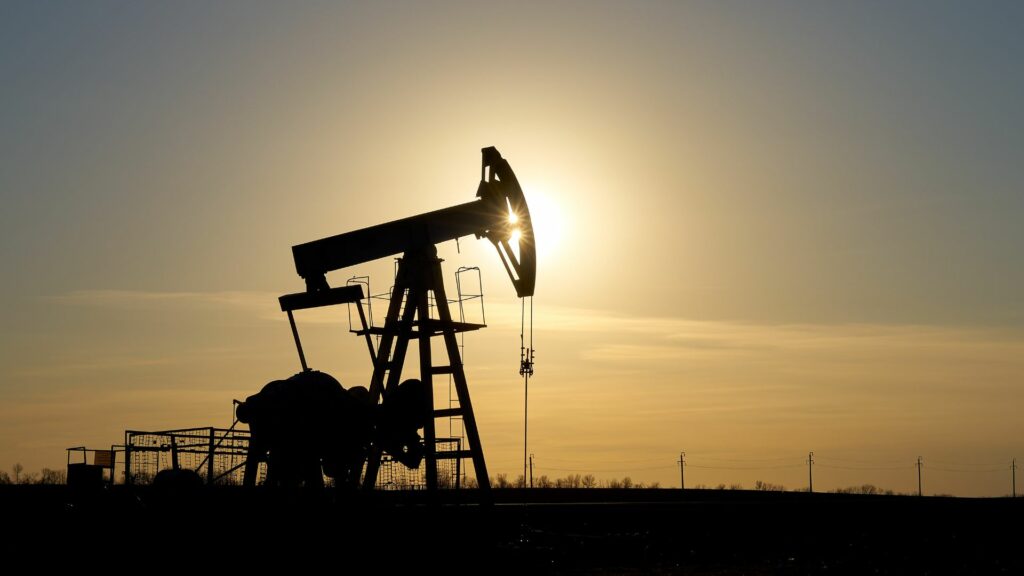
503;452;1022;498
683;454;807;463
542;456;680;465
814;455;910;466
540;461;675;471
816;463;913;471
687;463;804;471
926;458;1007;469
928;465;1005;473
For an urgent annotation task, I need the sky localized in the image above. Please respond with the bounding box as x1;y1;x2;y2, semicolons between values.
1;1;1023;496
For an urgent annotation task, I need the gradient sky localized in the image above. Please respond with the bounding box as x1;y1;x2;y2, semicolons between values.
2;1;1023;495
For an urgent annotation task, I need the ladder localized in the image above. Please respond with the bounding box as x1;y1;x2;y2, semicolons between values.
359;246;490;491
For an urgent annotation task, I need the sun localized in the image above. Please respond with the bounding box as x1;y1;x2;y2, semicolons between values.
504;182;564;266
521;184;564;263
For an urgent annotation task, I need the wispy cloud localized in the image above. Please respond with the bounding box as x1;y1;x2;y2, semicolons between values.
11;355;177;378
51;289;386;326
52;289;279;313
51;289;1024;353
44;290;1024;397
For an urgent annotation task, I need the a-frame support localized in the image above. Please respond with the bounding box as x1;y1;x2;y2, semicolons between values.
361;245;491;492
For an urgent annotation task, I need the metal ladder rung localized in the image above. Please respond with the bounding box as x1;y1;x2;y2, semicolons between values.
434;407;462;418
431;366;455;375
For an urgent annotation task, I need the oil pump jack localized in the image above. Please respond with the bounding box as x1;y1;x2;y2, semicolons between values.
238;147;535;491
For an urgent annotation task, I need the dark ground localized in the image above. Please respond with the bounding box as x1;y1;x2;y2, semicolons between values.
1;486;1020;574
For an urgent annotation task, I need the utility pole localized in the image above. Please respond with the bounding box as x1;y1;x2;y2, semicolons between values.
678;451;686;490
807;451;814;493
916;456;923;497
529;453;534;488
1012;458;1017;498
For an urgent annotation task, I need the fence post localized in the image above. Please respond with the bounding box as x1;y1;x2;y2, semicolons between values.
207;428;215;485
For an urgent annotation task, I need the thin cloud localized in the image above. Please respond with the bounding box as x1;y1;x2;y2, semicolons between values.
11;355;176;378
51;290;1024;356
51;289;376;326
52;289;278;311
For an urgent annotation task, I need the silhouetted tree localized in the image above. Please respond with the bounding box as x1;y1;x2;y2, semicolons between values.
12;463;23;484
38;468;66;485
536;475;552;488
0;471;10;484
581;474;597;488
753;480;786;492
555;474;582;488
754;480;775;491
833;484;895;496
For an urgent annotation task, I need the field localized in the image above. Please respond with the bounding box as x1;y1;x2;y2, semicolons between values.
2;486;1019;574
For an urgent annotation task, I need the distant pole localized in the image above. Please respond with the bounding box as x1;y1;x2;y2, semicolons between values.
808;451;814;493
1012;458;1017;498
529;453;534;488
678;451;686;490
917;456;923;497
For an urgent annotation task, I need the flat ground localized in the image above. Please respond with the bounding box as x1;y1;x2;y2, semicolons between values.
2;486;1019;574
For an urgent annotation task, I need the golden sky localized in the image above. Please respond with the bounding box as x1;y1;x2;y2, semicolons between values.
2;2;1023;495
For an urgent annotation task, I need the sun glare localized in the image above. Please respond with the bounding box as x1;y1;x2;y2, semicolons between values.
523;184;564;263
